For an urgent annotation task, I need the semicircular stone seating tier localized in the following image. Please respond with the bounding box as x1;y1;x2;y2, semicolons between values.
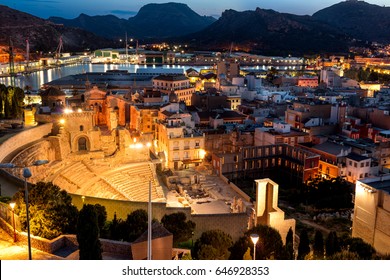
51;161;165;202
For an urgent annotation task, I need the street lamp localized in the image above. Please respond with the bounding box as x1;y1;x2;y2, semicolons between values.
23;167;32;260
147;180;152;260
9;202;16;242
0;159;49;260
250;233;259;260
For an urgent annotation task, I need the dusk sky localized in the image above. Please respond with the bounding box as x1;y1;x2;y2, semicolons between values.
1;0;389;19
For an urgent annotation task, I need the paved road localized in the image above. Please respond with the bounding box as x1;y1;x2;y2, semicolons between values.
0;227;61;260
0;227;129;260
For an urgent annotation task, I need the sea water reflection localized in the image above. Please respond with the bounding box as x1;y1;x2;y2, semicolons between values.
0;63;300;91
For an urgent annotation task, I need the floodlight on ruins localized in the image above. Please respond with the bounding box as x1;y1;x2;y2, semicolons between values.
129;143;144;149
0;159;49;260
199;149;206;159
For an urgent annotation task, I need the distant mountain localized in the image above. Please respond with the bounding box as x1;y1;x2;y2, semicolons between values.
180;8;350;56
312;1;390;43
48;2;216;39
48;14;129;40
0;5;113;53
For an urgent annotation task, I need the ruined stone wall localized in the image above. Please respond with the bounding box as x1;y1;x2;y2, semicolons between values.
69;194;249;242
0;123;53;162
69;194;169;221
191;213;249;242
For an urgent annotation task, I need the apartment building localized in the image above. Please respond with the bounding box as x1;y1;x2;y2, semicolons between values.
156;115;205;170
152;74;195;105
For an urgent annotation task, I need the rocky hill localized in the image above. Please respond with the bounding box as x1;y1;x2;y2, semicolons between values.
0;5;113;53
180;8;350;56
312;1;390;43
2;1;390;55
49;2;216;39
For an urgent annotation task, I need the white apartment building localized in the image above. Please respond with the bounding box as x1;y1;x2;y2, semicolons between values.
346;153;372;183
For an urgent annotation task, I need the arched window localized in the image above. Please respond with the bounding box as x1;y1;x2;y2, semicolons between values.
78;137;87;151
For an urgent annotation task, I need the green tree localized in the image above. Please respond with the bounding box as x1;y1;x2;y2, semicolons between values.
345;237;376;260
285;227;295;260
230;225;285;260
328;250;359;260
325;231;341;258
11;86;25;118
192;230;233;260
357;67;370;81
0;84;6;118
77;204;102;260
161;212;195;245
125;209;148;242
108;212;121;240
93;204;107;235
297;230;310;260
13;181;78;239
0;85;25;119
181;253;192;260
305;177;352;209
313;230;324;260
367;70;379;82
243;248;252;260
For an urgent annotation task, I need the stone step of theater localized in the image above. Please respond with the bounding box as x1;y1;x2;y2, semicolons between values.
101;163;160;201
52;161;162;202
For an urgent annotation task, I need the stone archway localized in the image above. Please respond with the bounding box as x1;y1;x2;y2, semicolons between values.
78;136;88;151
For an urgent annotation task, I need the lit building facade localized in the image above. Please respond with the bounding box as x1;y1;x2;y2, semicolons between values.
156;115;205;170
152;75;195;105
352;176;390;255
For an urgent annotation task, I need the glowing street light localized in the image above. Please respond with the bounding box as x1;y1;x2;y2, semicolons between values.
9;202;16;242
250;233;259;260
23;167;32;260
0;159;49;260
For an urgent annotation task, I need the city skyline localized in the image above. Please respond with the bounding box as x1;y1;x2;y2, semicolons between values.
1;0;389;19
